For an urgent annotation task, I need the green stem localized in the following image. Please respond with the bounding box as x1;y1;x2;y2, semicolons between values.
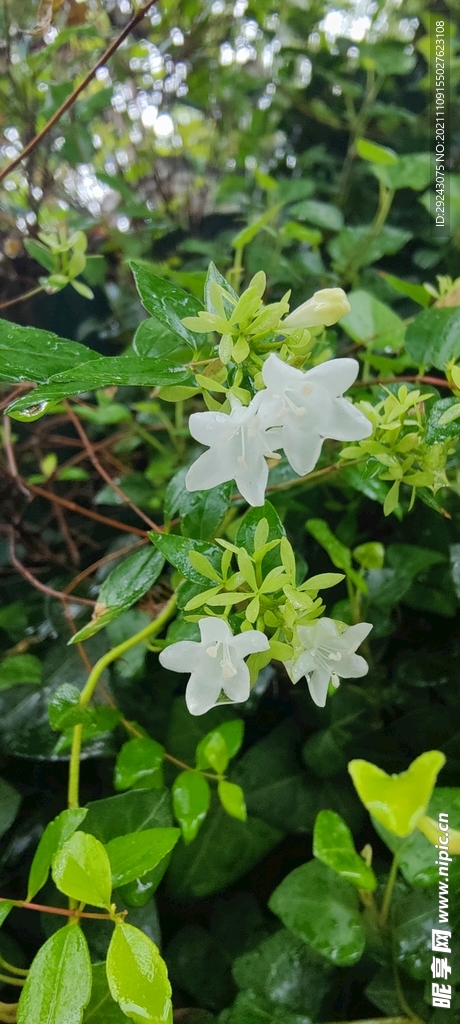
342;182;395;285
379;852;399;928
0;957;27;978
133;423;169;457
228;246;244;294
67;594;177;809
0;975;23;988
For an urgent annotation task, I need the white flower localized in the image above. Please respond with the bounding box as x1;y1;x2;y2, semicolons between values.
258;353;372;476
159;617;270;715
287;617;373;707
282;288;351;329
185;394;282;507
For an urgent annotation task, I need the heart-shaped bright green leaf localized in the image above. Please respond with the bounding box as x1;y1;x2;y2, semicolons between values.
52;831;112;909
313;810;377;890
114;737;165;792
348;751;446;837
17;926;91;1024
106;922;173;1024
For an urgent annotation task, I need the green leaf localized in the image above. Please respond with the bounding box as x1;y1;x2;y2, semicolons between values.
353;542;385;570
379;272;431;307
83;962;129;1023
0;900;15;928
106;922;173;1024
82;789;173;843
52;831;112;908
166;805;281;899
130;260;204;350
348;750;446;837
114;737;165;792
205;262;238;313
48;683;84;730
150;533;222;585
288;199;343;231
373;787;460;888
0;318;99;384
339;290;405;350
17;926;92;1024
218;781;247;822
0;776;20;838
0;653;42;690
268;860;365;966
426;398;460;444
107;828;180;888
373;153;432;191
172;772;211;843
24;238;56;272
70;547;165;643
405;307;460;369
195;720;244;773
235;502;284;557
356;138;398;164
180;483;233;541
393;889;437;979
231;204;283;249
27;807;88;901
329;225;412;274
313;809;377;890
232;928;333;1017
7;357;193;419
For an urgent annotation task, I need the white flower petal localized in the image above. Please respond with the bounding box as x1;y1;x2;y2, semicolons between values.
188;410;234;445
261;353;304;394
221;660;250;703
198;617;233;646
185;669;222;715
321;397;372;441
336;652;369;679
336;621;373;652
185;448;233;492
234;449;269;506
290;648;316;683
307;665;332;707
302;358;359;397
159;641;200;673
233;629;270;659
283;289;351;329
281;425;323;476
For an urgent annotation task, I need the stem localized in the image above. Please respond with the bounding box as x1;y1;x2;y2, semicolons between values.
342;182;395;285
228;247;244;294
0;975;23;988
0;957;27;978
379;853;399;929
0;286;44;311
0;1;158;184
0;897;116;921
67;594;177;808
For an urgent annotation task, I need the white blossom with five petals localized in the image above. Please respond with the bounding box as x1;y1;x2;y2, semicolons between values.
185;394;282;507
286;617;373;707
257;353;372;476
159;617;270;715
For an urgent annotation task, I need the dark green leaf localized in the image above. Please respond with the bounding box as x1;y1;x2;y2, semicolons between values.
70;547;165;643
84;963;128;1023
17;926;92;1024
107;827;180;888
205;262;238;314
27;807;88;901
340;290;405;350
0;318;98;384
82;788;173;843
167;803;281;898
405;307;460;369
130;260;204;350
288;199;343;231
180;483;233;541
48;683;84;730
0;653;42;690
268;860;365;966
235;502;285;556
150;533;222;585
165;924;234;1011
0;777;21;838
329;225;412;274
232;928;333;1016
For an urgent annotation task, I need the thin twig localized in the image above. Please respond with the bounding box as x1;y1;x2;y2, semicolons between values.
351;375;455;390
63;539;147;595
2;415;31;496
25;482;148;537
64;402;161;532
0;286;44;311
0;1;158;184
0;897;116;921
51;495;80;566
1;525;95;606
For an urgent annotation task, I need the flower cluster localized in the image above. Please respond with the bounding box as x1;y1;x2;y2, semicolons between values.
186;353;372;506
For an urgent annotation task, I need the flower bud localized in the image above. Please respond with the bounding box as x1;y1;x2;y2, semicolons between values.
282;288;351;329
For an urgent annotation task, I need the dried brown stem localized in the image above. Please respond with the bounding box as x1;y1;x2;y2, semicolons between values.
25;482;148;537
1;525;95;606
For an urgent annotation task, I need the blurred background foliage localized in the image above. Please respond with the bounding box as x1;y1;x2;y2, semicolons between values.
0;0;460;1022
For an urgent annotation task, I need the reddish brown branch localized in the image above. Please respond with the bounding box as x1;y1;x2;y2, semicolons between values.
64;402;161;533
351;375;456;390
63;539;147;595
25;482;148;537
1;525;94;606
0;1;158;184
0;897;116;921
